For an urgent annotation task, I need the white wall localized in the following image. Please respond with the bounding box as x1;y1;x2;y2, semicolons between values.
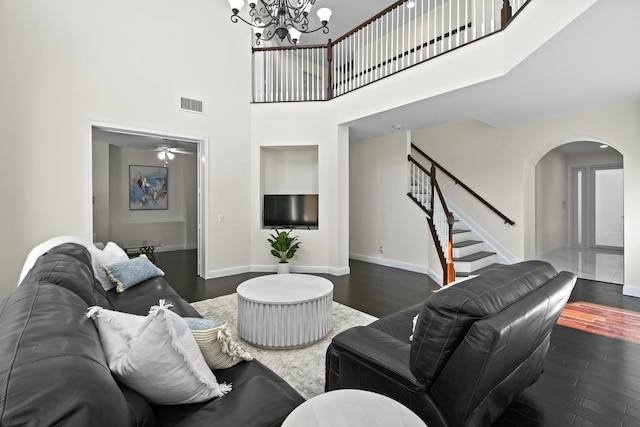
102;145;197;251
250;104;339;274
349;132;430;273
261;147;319;195
0;0;252;297
92;142;110;242
535;150;568;254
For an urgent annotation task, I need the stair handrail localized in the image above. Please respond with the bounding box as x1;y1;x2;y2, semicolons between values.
411;144;516;226
407;156;455;285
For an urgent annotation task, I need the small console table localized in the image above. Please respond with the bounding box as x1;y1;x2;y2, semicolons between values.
236;274;333;349
117;240;159;263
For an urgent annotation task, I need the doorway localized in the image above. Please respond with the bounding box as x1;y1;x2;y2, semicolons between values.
534;141;624;284
88;122;209;278
570;164;624;249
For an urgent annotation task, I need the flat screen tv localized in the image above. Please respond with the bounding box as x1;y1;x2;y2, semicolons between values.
263;194;319;229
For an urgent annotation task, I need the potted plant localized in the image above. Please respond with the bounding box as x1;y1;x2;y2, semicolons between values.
268;228;301;274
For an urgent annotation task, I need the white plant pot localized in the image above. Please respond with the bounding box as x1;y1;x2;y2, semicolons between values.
277;263;290;274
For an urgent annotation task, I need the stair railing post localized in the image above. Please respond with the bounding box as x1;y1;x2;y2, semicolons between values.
429;164;436;212
326;39;333;100
501;0;513;29
446;213;455;285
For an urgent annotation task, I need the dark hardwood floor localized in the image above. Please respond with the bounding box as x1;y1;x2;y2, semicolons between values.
155;250;640;426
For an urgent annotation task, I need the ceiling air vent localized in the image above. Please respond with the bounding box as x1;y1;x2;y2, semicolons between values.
180;97;204;114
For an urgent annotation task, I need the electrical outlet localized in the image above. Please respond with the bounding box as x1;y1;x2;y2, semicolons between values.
379;246;384;254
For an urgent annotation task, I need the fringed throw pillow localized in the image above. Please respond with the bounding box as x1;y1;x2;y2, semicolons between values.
86;300;231;405
103;255;164;293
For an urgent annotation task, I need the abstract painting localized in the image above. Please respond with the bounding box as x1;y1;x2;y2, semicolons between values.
129;165;168;210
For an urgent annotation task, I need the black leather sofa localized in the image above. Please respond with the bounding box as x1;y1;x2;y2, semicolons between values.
326;260;576;427
0;243;304;426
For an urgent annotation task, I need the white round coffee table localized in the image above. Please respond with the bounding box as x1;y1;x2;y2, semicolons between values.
282;389;427;427
236;274;333;349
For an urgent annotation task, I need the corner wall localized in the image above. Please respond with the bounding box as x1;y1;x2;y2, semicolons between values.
349;132;430;273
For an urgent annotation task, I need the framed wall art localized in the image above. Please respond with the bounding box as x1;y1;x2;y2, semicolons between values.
129;165;168;210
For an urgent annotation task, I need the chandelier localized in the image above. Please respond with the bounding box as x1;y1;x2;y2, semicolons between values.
227;0;332;45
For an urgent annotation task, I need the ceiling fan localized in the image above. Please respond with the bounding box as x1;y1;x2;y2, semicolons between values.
154;146;193;166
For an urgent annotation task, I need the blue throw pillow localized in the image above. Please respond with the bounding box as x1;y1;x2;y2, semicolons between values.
184;317;223;330
104;256;165;293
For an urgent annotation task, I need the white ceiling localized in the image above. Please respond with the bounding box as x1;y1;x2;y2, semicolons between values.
298;0;396;45
344;0;640;141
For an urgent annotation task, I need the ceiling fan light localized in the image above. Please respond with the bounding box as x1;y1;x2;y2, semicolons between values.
158;151;166;160
316;8;332;25
167;152;175;160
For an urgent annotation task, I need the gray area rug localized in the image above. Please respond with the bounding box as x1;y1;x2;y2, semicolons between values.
191;293;377;399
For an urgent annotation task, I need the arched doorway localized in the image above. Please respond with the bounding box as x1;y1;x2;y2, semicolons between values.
535;140;623;284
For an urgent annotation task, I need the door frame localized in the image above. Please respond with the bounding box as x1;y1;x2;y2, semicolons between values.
87;121;209;278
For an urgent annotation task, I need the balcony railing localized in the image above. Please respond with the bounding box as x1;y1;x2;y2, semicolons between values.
252;0;529;103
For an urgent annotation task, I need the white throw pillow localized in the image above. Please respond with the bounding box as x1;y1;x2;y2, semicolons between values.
89;242;130;292
409;314;419;342
86;300;231;405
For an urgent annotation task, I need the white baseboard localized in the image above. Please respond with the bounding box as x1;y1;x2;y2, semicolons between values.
349;253;429;274
205;264;350;279
623;285;640;299
205;265;252;279
350;253;443;286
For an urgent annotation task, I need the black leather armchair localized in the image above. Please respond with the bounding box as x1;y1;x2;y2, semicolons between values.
325;261;576;427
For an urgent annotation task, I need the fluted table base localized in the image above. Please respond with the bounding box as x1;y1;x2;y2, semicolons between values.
237;274;334;349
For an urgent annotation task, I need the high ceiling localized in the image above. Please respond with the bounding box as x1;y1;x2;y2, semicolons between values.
343;0;640;141
99;0;639;154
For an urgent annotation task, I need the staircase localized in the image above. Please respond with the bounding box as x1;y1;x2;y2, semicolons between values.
451;221;500;278
408;145;514;284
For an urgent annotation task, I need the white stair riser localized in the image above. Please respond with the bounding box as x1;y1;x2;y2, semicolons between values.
452;231;472;243
452;242;484;258
454;254;497;273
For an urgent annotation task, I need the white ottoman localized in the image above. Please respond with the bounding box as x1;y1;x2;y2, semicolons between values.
236;274;333;349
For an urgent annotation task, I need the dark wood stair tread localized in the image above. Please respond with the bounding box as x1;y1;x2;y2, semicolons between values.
453;251;496;262
451;229;471;234
452;240;483;248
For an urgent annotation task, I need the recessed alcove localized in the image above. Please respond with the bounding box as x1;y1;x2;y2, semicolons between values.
260;146;319;229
